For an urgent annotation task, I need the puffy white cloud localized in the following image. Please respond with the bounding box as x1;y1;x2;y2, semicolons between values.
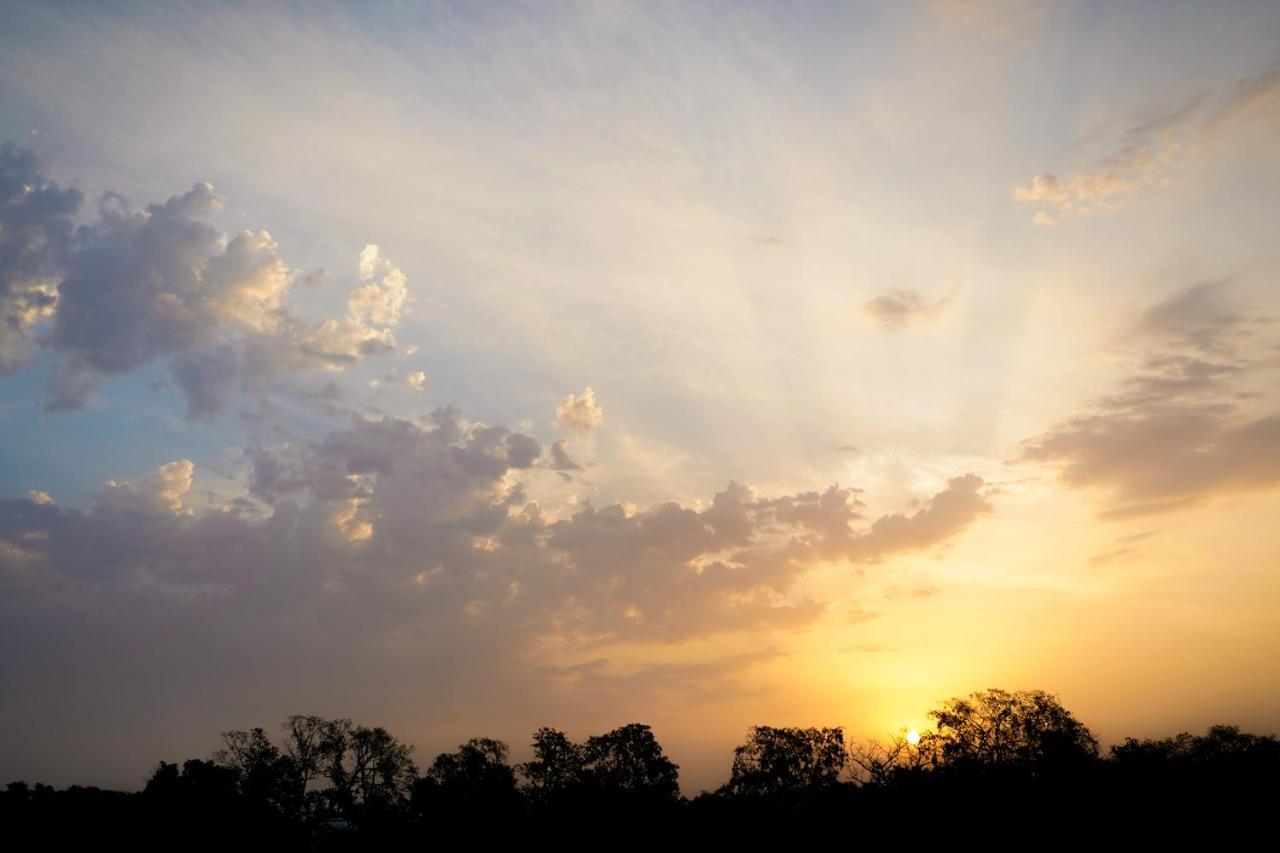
347;264;408;331
96;459;195;516
555;386;603;431
357;243;384;280
0;147;412;418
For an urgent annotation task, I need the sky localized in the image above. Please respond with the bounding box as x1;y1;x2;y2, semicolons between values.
1;0;1279;795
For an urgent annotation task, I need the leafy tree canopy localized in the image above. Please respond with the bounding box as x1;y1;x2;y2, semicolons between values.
726;726;847;796
921;688;1099;771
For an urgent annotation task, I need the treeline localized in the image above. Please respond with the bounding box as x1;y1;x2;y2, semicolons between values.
3;688;1278;847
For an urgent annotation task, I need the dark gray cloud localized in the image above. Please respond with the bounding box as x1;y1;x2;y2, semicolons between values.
1022;282;1280;517
0;145;410;417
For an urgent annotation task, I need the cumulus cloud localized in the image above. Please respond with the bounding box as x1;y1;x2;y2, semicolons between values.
5;408;990;646
0;145;412;417
1;402;991;738
0;144;81;374
1013;63;1280;222
1021;282;1280;517
96;459;195;516
862;288;955;331
555;387;603;431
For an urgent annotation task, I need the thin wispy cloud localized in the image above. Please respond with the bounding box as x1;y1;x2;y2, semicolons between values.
1021;282;1280;518
1013;63;1280;223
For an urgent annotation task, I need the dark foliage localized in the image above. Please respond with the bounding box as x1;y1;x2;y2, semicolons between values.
3;689;1277;848
723;725;847;797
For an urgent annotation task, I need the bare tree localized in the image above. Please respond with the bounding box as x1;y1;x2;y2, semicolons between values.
847;730;932;786
280;715;331;788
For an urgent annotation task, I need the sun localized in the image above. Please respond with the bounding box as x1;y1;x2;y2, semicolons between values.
906;729;921;745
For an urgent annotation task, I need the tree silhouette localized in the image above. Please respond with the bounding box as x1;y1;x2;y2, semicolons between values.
847;729;931;786
280;714;331;788
725;725;847;796
415;737;521;822
519;726;587;804
214;726;300;819
920;687;1099;772
582;723;680;802
5;694;1278;844
315;719;417;826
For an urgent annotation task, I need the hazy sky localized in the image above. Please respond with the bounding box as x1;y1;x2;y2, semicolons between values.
2;0;1278;794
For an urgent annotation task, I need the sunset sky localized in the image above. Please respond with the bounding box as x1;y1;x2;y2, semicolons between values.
2;0;1279;794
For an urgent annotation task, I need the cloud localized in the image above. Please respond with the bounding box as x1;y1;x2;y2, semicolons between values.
549;439;581;477
1133;280;1248;353
1;404;991;690
1021;283;1280;517
346;244;408;330
96;459;195;516
1206;65;1280;130
357;243;384;280
0;143;82;374
1012;172;1136;217
862;288;955;331
555;387;603;431
369;368;427;392
0;395;991;790
851;474;992;560
0;146;412;417
1013;63;1280;222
